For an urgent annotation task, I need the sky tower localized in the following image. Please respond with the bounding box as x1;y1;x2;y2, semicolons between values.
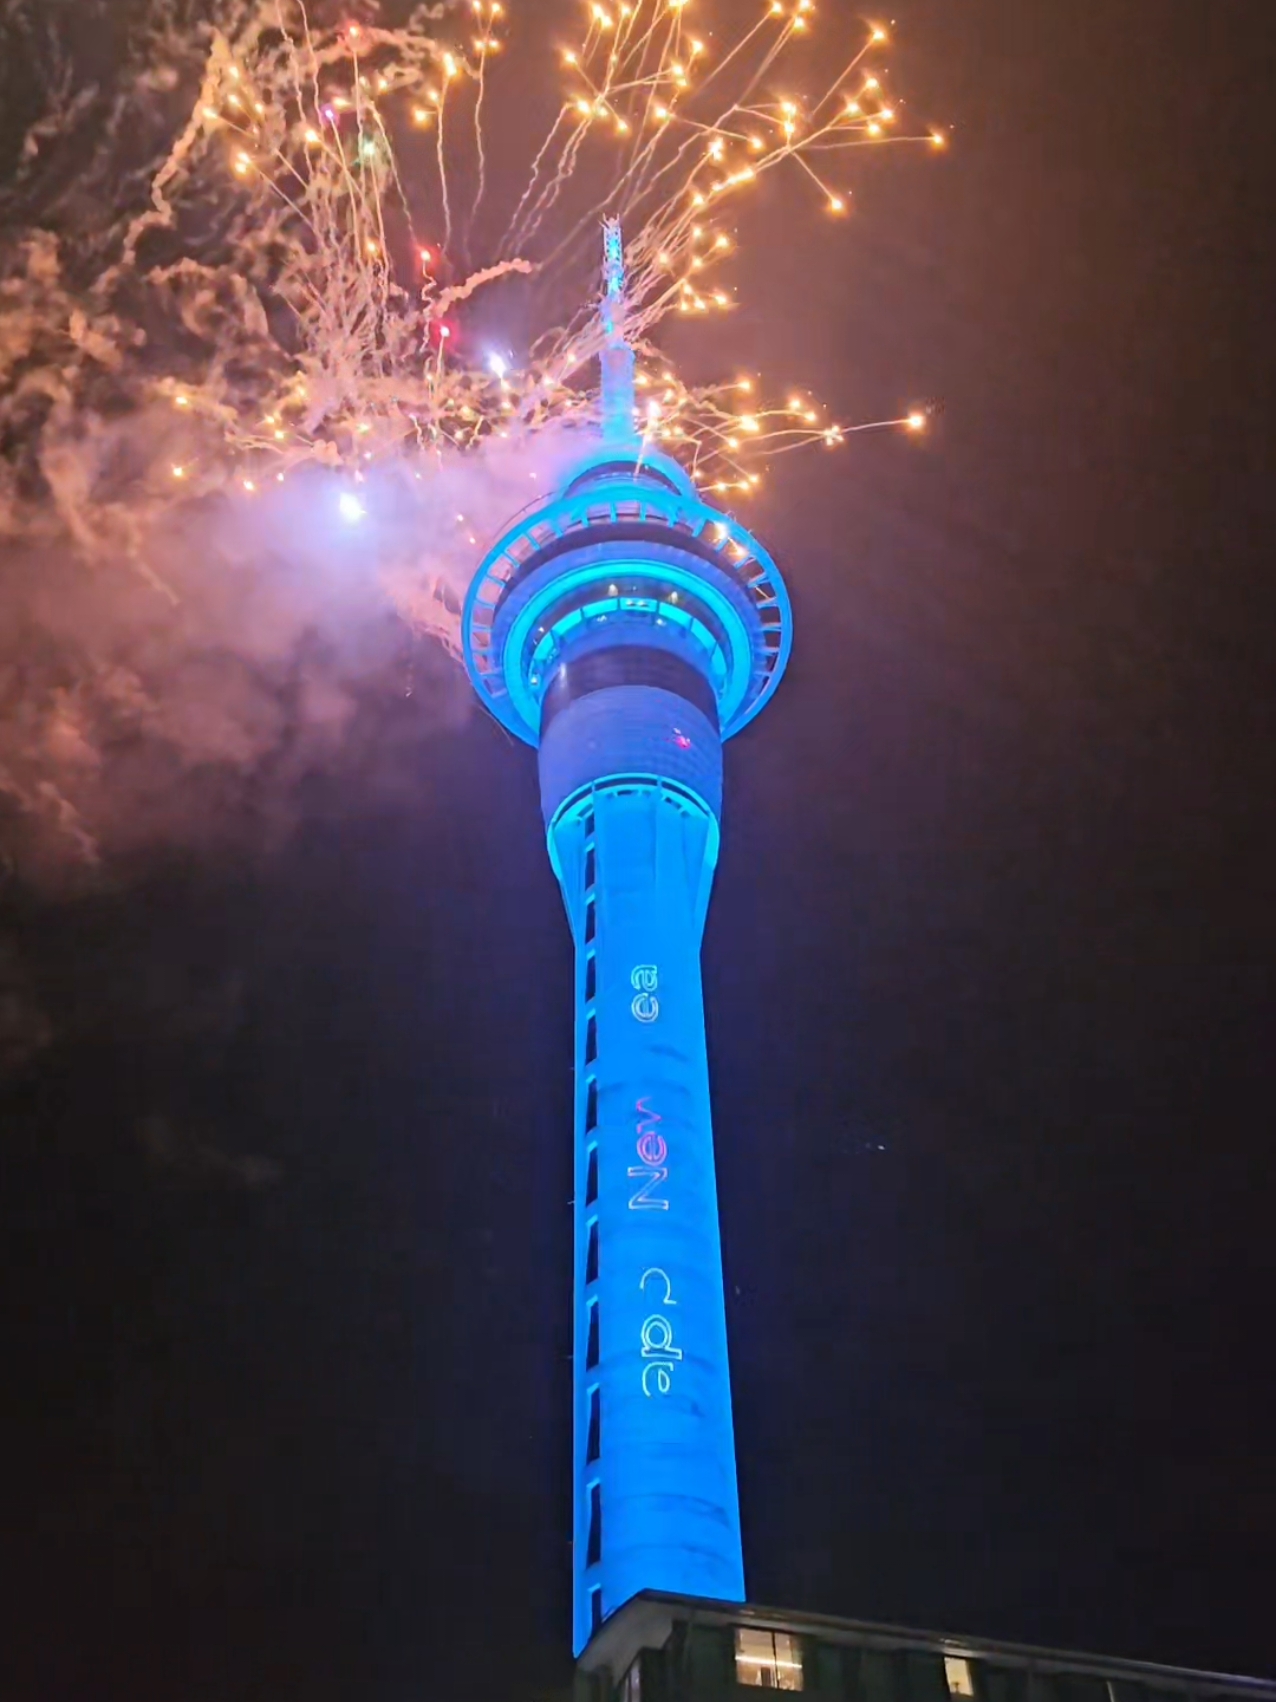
462;222;792;1655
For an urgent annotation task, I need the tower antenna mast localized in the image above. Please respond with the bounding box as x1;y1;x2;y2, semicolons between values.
600;217;638;447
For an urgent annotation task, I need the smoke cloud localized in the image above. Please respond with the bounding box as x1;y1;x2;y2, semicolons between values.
0;421;575;877
0;0;585;879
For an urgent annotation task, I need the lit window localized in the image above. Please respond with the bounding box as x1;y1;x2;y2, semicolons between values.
946;1658;976;1697
735;1627;803;1690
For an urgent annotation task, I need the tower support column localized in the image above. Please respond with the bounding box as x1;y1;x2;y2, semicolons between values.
547;759;744;1653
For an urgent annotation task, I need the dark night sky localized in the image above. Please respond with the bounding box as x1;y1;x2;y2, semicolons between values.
4;1;1275;1698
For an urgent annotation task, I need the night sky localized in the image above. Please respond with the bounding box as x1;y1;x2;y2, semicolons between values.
4;1;1275;1698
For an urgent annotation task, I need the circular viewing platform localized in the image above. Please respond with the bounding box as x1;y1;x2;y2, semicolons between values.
462;446;793;748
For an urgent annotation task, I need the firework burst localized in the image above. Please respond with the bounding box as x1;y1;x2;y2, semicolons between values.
5;0;941;518
0;0;943;864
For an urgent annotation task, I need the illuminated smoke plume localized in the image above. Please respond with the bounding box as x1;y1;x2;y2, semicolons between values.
0;0;939;873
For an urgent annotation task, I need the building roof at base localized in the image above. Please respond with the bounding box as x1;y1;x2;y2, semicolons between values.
577;1592;1276;1698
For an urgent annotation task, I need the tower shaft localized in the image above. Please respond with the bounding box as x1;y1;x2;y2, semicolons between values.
542;689;744;1653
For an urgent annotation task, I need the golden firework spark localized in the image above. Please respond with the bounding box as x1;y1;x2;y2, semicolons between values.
110;0;944;496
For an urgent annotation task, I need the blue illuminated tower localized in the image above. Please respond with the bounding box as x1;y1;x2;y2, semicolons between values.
462;223;792;1655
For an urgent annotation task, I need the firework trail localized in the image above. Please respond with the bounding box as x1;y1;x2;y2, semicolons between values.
0;0;943;872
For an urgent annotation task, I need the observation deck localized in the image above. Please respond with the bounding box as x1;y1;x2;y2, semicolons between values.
462;219;791;807
461;441;792;771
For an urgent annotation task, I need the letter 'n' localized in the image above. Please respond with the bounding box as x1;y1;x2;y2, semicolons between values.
627;1165;670;1210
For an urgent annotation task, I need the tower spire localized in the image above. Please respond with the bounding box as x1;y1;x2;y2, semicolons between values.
599;218;638;446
